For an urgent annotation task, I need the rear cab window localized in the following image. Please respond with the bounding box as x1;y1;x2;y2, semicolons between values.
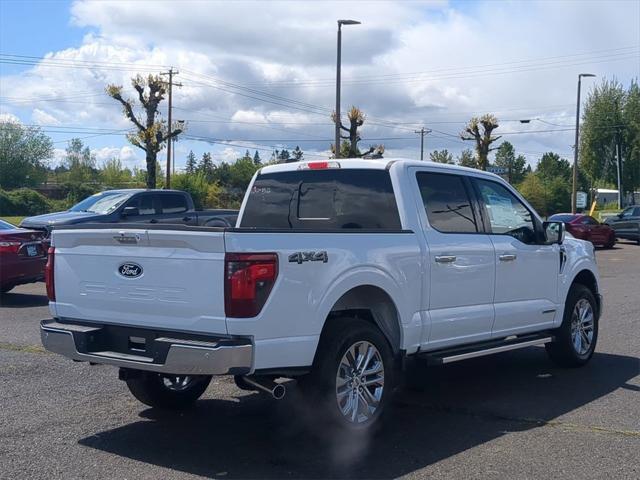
160;194;188;214
240;169;402;230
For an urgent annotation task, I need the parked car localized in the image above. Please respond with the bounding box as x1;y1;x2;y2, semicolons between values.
40;159;601;431
548;213;616;248
603;205;640;245
0;219;47;293
20;189;238;234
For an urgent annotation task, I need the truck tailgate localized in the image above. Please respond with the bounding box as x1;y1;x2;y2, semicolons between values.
51;227;227;334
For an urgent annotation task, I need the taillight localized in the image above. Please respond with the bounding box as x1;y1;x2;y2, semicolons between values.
45;247;55;301
0;241;21;253
225;253;278;318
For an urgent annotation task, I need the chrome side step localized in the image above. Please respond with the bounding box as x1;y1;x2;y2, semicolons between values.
421;334;554;365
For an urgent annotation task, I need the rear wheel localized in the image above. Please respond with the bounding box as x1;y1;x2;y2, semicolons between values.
125;372;212;409
546;284;598;367
301;318;395;431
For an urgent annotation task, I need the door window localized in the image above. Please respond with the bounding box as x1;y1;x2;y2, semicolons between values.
475;179;537;244
160;194;188;214
124;195;156;215
416;172;478;233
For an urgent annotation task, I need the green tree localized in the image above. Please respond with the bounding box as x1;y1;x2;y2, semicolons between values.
197;152;215;181
579;78;626;193
185;150;197;174
101;158;132;187
253;150;262;165
536;152;571;180
460;114;501;170
622;81;640;198
229;157;260;189
107;74;183;188
331;106;382;158
277;149;291;162
64;138;97;184
457;148;477;168
292;145;304;162
429;149;454;164
494;141;527;184
0;121;52;189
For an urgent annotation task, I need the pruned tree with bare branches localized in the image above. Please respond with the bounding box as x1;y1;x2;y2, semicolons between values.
331;106;383;158
106;74;183;188
460;114;501;171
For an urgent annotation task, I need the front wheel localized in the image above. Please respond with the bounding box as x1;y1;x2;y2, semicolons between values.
125;372;212;410
546;284;598;367
302;318;395;431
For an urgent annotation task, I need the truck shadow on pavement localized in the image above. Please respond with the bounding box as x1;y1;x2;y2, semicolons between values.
0;291;48;308
79;348;639;479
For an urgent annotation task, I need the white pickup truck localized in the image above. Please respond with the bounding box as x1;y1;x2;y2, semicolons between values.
41;159;601;430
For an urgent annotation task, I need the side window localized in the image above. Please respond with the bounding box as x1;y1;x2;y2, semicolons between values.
160;194;188;214
475;178;536;244
416;172;478;233
124;195;156;216
633;207;640;217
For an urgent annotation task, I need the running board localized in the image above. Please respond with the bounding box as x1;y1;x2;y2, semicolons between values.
420;334;554;365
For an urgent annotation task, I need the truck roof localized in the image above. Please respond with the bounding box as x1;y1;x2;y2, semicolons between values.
259;157;503;181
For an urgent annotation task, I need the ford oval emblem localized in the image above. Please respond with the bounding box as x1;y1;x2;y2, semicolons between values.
118;262;143;278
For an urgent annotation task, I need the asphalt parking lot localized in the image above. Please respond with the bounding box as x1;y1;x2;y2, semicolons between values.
1;242;638;479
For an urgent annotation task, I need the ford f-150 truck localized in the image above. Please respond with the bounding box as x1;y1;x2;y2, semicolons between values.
20;189;238;233
40;159;601;430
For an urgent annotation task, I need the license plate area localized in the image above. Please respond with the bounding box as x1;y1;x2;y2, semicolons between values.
26;244;39;257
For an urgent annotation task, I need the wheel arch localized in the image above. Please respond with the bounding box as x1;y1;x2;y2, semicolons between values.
569;268;601;316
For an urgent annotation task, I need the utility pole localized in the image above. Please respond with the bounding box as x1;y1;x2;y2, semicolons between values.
414;127;432;160
334;20;361;159
160;68;182;188
615;125;623;209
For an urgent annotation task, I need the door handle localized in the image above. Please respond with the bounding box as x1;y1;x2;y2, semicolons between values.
149;219;158;224
499;254;517;262
183;216;192;222
435;255;456;264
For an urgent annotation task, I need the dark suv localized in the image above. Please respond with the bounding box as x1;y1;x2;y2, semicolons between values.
605;205;640;245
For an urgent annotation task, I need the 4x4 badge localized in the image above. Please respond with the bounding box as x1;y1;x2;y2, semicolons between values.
288;251;328;264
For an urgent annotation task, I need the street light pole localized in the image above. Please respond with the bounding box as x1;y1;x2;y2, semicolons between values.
572;73;595;213
335;19;360;159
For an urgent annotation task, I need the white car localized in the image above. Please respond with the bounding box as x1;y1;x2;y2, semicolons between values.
41;159;601;430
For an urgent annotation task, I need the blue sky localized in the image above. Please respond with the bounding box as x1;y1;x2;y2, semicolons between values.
1;0;639;170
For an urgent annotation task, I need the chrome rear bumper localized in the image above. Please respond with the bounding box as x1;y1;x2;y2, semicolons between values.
40;319;253;375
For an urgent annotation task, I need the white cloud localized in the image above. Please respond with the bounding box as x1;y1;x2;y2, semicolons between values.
1;0;638;167
32;108;61;125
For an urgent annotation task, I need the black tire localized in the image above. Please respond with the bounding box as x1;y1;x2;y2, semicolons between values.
126;372;212;410
546;284;598;367
301;317;396;431
1;285;14;294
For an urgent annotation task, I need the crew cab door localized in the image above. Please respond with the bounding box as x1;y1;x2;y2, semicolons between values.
472;178;559;336
119;193;159;224
155;193;197;225
412;170;495;349
611;206;640;237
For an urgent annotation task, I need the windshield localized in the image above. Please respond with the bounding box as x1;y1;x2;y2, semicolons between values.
69;192;122;212
84;192;132;214
0;219;16;230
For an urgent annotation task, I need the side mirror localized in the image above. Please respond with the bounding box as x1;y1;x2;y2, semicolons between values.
617;213;623;218
121;206;139;217
543;221;564;245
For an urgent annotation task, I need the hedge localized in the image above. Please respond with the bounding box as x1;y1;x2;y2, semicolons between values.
0;188;52;216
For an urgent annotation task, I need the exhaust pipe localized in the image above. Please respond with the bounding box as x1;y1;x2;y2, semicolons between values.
241;376;286;400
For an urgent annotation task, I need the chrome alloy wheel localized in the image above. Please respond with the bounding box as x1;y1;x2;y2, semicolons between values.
161;375;195;391
570;298;595;356
336;341;385;424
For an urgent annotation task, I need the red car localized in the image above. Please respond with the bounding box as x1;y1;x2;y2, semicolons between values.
548;213;616;248
0;219;48;293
